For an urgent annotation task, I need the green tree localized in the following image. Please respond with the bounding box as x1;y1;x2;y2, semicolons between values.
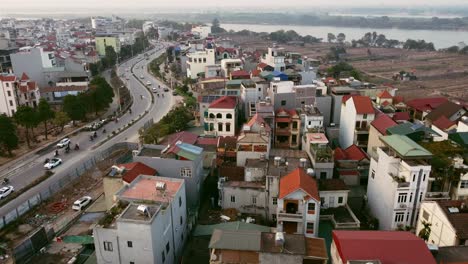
37;98;55;140
53;111;70;133
418;221;432;241
14;105;37;148
327;33;336;43
337;33;346;43
63;95;86;125
0;114;18;156
104;46;117;66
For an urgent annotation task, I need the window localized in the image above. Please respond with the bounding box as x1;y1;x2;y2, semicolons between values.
281;100;286;106
338;197;343;204
308;203;315;211
180;216;183;225
422;210;429;221
127;241;133;248
226;123;231;132
419;192;423;202
320;172;327;180
203;58;206;63
226;113;232;119
306;222;314;233
166;242;170;253
292;122;298;129
272;197;277;205
230;195;236;203
7;91;11;97
413;174;416;182
423;173;426;182
103;241;113;251
292;135;297;144
5;83;9;87
180;168;192;178
218;123;223;132
216;113;222;119
460;180;468;189
409;193;413;203
162;251;165;262
363;114;368;119
320;197;325;204
398;193;407;203
371;169;375;179
179;196;182;207
394;212;405;223
209;113;215;118
9;100;13;106
258;87;261;91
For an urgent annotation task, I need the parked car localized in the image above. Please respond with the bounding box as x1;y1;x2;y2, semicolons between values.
140;75;144;79
146;81;151;86
57;138;71;148
152;87;158;93
172;91;178;96
44;158;62;170
72;196;92;211
163;88;169;92
0;186;14;199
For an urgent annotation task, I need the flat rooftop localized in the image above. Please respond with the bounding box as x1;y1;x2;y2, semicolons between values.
120;203;160;222
118;175;183;203
267;149;309;177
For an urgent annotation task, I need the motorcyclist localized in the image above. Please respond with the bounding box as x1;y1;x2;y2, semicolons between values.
3;177;9;185
75;143;80;150
103;129;107;133
55;150;59;156
93;131;97;138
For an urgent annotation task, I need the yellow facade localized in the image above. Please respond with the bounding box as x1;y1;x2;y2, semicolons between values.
95;36;121;56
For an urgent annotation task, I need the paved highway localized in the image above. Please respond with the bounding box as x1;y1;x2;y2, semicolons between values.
0;42;174;219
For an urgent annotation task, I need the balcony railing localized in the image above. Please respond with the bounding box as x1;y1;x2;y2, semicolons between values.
278;210;303;222
425;192;450;201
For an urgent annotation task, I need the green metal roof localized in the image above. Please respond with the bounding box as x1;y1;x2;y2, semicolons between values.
62;235;94;244
449;132;468;148
381;134;432;158
193;221;271;236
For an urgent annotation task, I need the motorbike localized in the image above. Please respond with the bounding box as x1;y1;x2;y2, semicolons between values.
93;132;97;138
74;144;80;150
65;147;70;154
2;178;9;185
90;135;94;141
103;129;107;134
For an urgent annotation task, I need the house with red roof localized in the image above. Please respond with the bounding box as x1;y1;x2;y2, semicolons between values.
278;168;320;237
339;96;375;150
368;113;397;159
431;116;458;142
331;230;436;264
204;96;238;137
229;69;250;80
0;74;18;116
334;144;370;186
274;108;301;149
376;90;393;105
236;114;271;167
407;97;448;120
17;73;40;108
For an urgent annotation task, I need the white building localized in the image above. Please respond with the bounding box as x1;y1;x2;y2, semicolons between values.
302;133;334;180
17;73;40;108
203;96;238;137
186;48;215;79
301;105;324;133
339;95;375;150
277;168;320;237
11;47;57;87
236;114;271;167
367;135;432;230
220;58;242;77
261;47;285;72
94;175;188;264
416;200;468;246
451;157;468;200
191;25;211;39
0;74;18;116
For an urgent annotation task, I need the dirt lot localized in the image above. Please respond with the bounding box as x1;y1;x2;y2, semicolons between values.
231;35;468;101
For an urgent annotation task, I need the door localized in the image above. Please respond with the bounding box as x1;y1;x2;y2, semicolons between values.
329;196;335;208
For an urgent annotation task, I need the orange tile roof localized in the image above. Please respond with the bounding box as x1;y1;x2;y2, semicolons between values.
209;96;237;109
351;96;374;114
118;162;157;183
279;168;319;201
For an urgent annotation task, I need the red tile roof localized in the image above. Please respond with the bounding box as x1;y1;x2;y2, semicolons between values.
334;145;368;161
159;131;198;146
246;113;272;132
406;97;448;112
230;70;250;77
377;90;393;99
0;75;16;82
251;69;261;77
371;114;397;135
392;112;410;122
351;96;374;114
18;81;37;93
332;230;436;264
209;96;237;109
20;72;30;81
433;116;457;131
393;96;405;104
195;137;218;145
257;62;268;69
118;162;157;183
279;168;320;201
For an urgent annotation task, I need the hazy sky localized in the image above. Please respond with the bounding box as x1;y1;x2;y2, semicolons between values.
3;0;468;8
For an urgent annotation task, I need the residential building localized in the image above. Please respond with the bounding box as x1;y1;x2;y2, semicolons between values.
339;95;375;150
432;116;458;141
40;85;88;104
216;47;238;61
334;144;370;186
0;74;18;116
274;108;301;149
330;230;436;264
203;96;238;137
249;101;275;130
95;34;121;56
261;47;286;72
367;113;397;159
198;95;222;126
208;229;328;264
220;58;242;77
267;79;316;111
191;25;211;39
240;79;263;113
367;135;432;230
329;86;357;125
94;175;187;264
416;200;468;247
375;90;393;105
300;105;324;134
424;101;467;125
302;133;334;180
406;97;448;121
16;73;40;108
11;47;56;87
186;47;215;79
133;142;205;211
236;114;271;167
451;157;468;200
277;168;320;237
319;179;350;209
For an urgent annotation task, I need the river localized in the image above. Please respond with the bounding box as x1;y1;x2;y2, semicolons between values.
222;23;468;49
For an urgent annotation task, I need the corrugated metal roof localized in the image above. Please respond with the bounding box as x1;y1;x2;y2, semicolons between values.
380;135;432;158
209;229;261;251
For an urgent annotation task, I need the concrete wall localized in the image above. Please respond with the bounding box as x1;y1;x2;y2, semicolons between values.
116;220;158;264
11;49;45;86
221;186;267;218
316;96;332;127
245;166;267;182
319;191;348;208
93;227;120;264
416;201;458;247
367;125;384;158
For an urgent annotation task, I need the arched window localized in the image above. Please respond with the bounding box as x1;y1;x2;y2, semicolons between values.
216;113;222;119
226;113;232;119
209;113;215;118
224;53;228;59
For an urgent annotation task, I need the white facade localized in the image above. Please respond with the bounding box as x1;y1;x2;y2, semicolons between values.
186;48;215;78
457;118;468;132
220;59;242;77
319;190;349;208
191;26;211;39
339;97;375;149
0;76;18;116
367;147;431;230
451;170;468;200
261;47;285;72
204;106;236;137
220;184;267;218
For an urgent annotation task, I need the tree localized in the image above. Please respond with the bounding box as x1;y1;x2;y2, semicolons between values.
63;95;86;125
327;33;336;43
14;105;37;148
418;221;432;241
37;98;55;140
104;46;117;67
0;114;18;156
53;111;70;133
337;33;346;43
446;45;459;53
211;18;226;34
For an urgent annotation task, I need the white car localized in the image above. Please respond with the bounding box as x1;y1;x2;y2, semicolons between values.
152;87;158;93
57;138;71;148
72;196;92;211
0;186;14;199
44;158;62;170
146;81;151;86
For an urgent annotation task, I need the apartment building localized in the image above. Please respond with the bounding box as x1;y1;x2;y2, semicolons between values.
0;74;18;116
274;108;301;149
186;47;215;79
203;96;238;137
261;47;285;72
220;58;242;77
94;175;187;264
236;114;271;167
339;95;375;150
334;144;370;186
367;134;432;230
302;133;334;180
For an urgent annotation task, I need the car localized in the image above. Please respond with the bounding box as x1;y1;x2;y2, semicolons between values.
163;88;169;92
57;138;71;148
72;196;92;211
146;81;151;86
0;186;14;199
140;75;144;79
44;158;62;170
152;87;158;93
172;91;178;96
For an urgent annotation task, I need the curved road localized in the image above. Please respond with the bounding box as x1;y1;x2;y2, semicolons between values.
0;42;174;220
